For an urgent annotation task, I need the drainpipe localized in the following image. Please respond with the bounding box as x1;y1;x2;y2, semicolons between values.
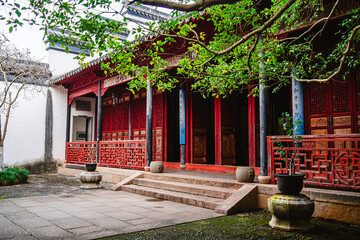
96;80;103;164
179;86;186;170
145;64;153;171
259;33;269;177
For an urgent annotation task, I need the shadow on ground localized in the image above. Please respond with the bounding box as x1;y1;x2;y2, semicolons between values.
0;174;113;199
101;210;360;240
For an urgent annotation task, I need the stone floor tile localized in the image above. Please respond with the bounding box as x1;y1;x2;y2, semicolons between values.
103;201;130;208
5;210;38;221
0;205;24;214
72;200;102;208
12;216;54;229
0;199;16;207
25;205;57;213
27;225;74;239
8;235;37;240
87;217;131;229
118;205;154;214
138;211;176;221
71;210;107;220
35;210;72;220
50;216;93;229
77;229;122;240
59;205;88;214
68;225;103;235
31;195;58;203
91;205;118;213
10;199;42;207
126;217;154;225
105;210;142;221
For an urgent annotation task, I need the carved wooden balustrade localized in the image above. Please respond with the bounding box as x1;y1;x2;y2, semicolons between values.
66;140;146;169
66;142;97;165
267;134;360;190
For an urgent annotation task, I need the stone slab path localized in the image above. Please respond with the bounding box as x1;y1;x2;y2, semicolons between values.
0;175;222;239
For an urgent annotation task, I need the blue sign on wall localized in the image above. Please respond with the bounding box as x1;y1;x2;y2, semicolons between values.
179;88;186;145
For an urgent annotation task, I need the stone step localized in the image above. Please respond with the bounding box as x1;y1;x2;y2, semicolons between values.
143;172;242;190
121;184;223;210
132;178;235;199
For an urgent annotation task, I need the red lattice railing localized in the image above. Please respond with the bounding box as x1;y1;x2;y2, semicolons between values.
66;142;97;165
99;141;146;169
66;140;146;170
267;134;360;190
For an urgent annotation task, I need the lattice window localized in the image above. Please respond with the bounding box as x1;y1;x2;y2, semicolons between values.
308;82;327;115
112;106;118;131
331;80;350;114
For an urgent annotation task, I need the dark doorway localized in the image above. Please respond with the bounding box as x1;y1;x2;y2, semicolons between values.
166;90;180;162
192;92;215;164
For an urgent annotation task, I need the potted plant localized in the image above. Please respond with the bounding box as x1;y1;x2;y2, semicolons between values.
273;112;304;195
85;147;97;172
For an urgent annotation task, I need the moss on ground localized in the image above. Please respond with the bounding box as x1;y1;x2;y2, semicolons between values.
101;210;360;240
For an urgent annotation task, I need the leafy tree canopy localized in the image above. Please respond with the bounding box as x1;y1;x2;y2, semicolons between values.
1;0;359;96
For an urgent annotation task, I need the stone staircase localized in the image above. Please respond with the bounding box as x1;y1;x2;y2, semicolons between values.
118;172;257;213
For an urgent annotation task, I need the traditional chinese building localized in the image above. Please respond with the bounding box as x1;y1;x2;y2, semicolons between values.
53;0;360;192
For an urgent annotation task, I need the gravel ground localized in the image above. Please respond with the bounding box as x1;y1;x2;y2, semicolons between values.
0;174;114;199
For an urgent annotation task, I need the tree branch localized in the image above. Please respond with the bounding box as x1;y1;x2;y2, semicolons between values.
294;24;360;83
134;0;240;12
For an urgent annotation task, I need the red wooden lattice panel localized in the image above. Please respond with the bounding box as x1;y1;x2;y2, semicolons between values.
66;142;97;165
99;140;146;169
331;80;350;114
308;82;327;115
268;134;360;190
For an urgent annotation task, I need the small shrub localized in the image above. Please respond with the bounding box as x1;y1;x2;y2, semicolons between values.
0;168;29;186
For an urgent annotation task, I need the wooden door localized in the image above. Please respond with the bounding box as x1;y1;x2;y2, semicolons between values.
306;73;358;146
221;97;235;165
191;93;207;163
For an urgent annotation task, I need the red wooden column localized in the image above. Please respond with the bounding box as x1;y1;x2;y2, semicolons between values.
214;97;222;165
248;89;256;167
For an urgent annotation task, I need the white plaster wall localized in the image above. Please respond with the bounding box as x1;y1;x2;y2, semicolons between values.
51;85;68;163
0;82;68;166
47;50;82;78
1;82;47;167
70;97;96;142
47;50;98;78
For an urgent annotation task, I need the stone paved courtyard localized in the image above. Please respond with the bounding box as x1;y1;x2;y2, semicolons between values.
0;174;222;239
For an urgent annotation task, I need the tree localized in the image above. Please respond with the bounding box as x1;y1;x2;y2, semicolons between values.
0;34;51;169
1;0;359;96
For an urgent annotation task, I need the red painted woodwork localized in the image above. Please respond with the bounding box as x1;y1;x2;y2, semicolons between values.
267;134;360;190
153;92;164;161
163;162;180;169
66;140;146;169
99;140;146;169
66;142;97;165
186;164;261;176
191;93;208;164
306;73;359;135
248;90;256;167
214;97;222;165
221;97;236;165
